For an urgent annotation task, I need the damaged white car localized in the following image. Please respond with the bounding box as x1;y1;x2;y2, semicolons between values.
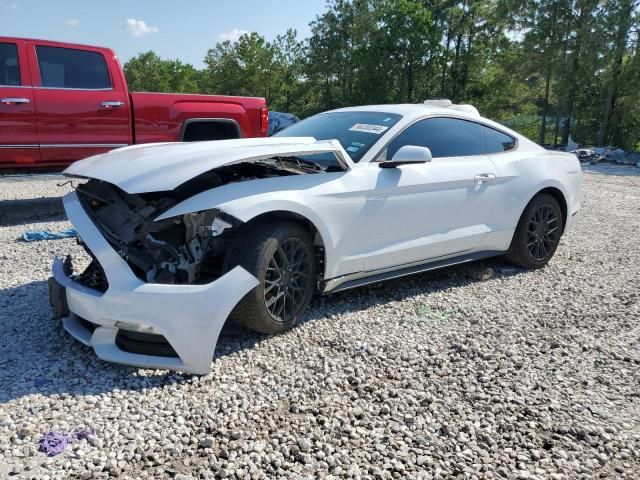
49;101;582;374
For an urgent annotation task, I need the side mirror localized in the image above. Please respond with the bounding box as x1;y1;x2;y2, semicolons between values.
380;145;432;168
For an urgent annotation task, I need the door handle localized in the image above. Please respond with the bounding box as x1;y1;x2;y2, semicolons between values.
1;97;30;105
474;173;496;184
101;101;125;108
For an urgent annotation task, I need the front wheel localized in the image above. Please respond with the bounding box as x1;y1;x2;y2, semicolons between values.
506;193;563;269
224;221;316;334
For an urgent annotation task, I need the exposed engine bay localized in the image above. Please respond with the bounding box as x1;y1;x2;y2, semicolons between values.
75;159;322;286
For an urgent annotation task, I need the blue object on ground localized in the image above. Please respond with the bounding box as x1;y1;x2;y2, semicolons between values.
21;228;77;242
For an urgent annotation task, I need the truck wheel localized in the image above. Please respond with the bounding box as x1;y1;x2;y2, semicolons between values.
506;193;563;269
224;221;316;334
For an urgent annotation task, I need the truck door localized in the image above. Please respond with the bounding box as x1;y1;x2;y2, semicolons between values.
30;42;131;164
0;40;40;166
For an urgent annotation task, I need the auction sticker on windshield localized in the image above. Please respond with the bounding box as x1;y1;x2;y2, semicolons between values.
348;123;389;134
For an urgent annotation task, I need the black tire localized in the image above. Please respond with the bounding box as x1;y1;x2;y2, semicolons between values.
506;193;563;269
224;221;316;334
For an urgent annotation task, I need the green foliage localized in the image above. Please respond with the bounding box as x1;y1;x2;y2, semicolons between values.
123;0;640;150
124;51;198;93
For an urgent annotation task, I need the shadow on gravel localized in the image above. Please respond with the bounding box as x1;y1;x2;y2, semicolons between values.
0;197;65;227
0;280;269;404
0;259;524;404
301;257;524;327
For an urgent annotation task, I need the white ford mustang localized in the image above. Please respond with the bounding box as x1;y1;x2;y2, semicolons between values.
49;100;582;373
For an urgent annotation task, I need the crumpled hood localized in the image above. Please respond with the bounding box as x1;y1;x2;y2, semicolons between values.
64;137;352;194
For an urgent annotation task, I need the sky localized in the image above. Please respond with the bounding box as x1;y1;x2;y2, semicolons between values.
0;0;328;68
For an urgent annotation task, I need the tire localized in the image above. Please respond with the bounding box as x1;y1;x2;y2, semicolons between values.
224;221;316;334
505;193;563;269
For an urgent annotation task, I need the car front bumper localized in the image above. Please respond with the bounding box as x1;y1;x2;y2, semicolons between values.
49;192;259;374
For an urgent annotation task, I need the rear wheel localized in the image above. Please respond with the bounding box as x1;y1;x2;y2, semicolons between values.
224;221;316;334
506;193;563;269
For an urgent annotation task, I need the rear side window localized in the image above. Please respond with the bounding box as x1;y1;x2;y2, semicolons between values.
482;125;516;153
36;46;111;89
0;43;20;86
387;117;484;159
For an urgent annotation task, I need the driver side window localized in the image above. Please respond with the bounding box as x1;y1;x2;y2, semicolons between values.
386;117;484;159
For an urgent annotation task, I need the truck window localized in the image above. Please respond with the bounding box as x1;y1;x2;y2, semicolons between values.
0;43;20;86
36;46;111;89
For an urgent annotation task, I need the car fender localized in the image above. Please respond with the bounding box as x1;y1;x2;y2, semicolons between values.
193;197;339;279
156;174;364;279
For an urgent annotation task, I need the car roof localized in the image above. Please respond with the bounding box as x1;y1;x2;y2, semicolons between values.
325;103;544;154
327;103;484;122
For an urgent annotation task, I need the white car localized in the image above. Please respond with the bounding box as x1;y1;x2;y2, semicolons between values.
49;100;582;374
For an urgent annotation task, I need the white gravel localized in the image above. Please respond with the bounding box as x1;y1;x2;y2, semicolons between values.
1;167;639;479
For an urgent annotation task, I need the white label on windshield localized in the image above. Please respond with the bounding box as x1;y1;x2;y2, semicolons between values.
348;123;389;135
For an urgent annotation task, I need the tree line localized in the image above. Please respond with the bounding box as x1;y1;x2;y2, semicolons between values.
124;0;640;150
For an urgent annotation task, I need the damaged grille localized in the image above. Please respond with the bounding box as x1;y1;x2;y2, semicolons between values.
73;158;322;287
75;179;233;286
73;259;109;293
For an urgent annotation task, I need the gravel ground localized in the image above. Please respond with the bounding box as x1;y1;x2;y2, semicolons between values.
0;166;639;479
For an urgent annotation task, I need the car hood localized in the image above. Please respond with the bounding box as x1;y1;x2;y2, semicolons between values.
64;137;353;194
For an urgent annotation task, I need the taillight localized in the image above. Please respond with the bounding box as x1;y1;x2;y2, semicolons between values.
260;107;269;136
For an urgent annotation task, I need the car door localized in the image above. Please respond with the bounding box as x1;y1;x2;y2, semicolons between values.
0;40;40;166
30;42;131;164
363;117;501;272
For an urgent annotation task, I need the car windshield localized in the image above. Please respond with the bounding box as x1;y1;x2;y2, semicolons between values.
274;111;402;162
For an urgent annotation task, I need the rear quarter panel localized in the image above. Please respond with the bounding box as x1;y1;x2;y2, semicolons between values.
131;93;266;143
490;148;582;231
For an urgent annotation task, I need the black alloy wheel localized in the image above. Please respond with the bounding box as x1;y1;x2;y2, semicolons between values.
526;204;560;260
264;237;314;322
506;193;564;269
224;221;317;334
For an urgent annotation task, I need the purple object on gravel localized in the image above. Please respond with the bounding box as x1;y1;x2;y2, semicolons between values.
38;428;95;456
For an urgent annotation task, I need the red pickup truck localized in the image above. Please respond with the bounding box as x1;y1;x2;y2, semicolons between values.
0;37;268;168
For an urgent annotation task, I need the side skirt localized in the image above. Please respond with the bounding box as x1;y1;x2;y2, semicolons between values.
321;250;506;294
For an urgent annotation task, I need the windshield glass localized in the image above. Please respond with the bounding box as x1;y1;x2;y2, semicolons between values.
274;111;402;162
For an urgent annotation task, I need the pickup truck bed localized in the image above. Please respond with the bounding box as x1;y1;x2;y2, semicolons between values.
0;37;268;168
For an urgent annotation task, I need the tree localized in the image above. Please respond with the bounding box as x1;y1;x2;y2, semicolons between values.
273;29;305;112
376;0;443;102
597;0;639;145
124;51;198;93
203;33;280;104
120;0;640;149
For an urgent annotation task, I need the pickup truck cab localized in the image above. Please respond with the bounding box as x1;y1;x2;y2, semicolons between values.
0;37;268;168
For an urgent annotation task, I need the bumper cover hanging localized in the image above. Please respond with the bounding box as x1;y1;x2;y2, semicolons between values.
49;191;259;374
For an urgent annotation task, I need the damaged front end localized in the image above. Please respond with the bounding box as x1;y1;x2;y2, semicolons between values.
50;141;348;374
76;181;232;286
74;160;309;286
49;186;260;374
